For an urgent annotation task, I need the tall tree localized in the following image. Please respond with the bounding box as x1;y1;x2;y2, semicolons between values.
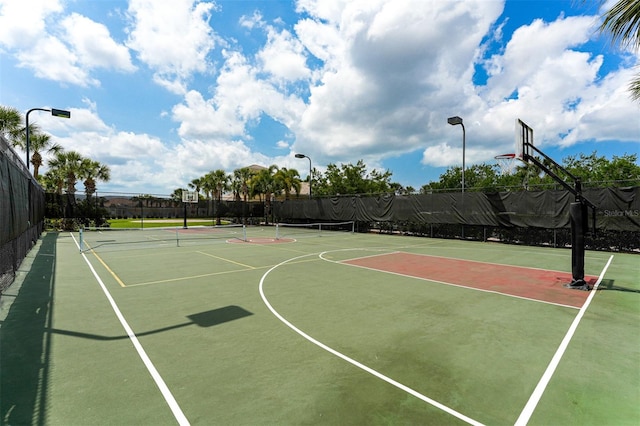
273;167;301;200
79;158;111;201
313;160;384;196
171;188;188;205
41;168;66;194
47;150;85;220
27;132;63;179
48;150;85;196
0;105;23;144
563;152;640;187
250;166;278;223
188;177;203;196
233;167;255;223
202;169;230;224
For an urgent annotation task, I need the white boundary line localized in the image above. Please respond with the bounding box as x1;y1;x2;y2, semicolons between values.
259;252;485;426
514;254;614;425
71;233;190;426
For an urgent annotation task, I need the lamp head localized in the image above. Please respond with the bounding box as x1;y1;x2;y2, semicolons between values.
447;116;463;126
51;108;71;119
295;153;306;158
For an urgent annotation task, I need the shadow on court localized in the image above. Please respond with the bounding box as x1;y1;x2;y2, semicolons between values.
45;305;253;341
598;278;640;293
1;244;252;426
0;232;57;426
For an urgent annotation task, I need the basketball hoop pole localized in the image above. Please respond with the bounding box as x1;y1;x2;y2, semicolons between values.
523;143;597;290
183;201;188;229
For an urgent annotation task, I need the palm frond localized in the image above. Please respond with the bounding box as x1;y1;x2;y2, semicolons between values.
599;0;640;50
629;73;640;101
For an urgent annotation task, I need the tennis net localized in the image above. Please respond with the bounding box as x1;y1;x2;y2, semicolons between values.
275;221;355;240
79;224;247;252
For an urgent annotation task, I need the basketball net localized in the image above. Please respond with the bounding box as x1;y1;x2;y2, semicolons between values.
495;153;517;176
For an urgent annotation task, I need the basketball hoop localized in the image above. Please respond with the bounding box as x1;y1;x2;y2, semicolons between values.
495;153;517;175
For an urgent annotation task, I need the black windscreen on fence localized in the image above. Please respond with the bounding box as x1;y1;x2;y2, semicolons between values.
273;187;640;232
1;135;45;294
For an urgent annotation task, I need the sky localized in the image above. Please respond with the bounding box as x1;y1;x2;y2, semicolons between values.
1;0;639;196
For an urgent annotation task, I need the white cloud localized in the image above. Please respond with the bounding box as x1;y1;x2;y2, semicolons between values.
126;0;219;94
0;0;133;86
61;13;136;72
239;10;263;30
15;36;98;86
421;142;487;168
173;89;246;139
557;66;640;147
166;0;636;176
173;50;306;141
472;13;639;160
258;26;311;82
422;143;458;168
293;0;504;163
482;16;599;104
0;0;63;48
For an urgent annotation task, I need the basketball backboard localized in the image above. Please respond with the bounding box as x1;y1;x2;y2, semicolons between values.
182;190;198;203
515;118;533;162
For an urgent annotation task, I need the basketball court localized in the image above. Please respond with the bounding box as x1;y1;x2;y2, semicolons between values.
2;225;638;425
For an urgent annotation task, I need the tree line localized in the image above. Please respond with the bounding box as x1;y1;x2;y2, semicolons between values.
172;165;304;224
178;152;640;203
420;152;640;194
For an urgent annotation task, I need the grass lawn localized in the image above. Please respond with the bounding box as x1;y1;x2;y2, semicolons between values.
107;218;229;228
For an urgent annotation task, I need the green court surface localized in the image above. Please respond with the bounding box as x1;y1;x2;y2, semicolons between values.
1;226;638;425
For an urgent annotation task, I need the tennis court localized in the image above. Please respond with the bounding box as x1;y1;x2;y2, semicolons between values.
2;224;639;425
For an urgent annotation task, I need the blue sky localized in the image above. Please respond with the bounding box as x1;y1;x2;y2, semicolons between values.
1;0;638;195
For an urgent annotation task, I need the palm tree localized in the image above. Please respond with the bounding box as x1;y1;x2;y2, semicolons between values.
76;159;110;224
188;177;203;197
207;169;230;225
48;151;85;195
598;0;640;101
47;150;85;222
250;165;278;201
0;105;23;144
171;188;187;205
233;167;255;224
80;158;111;202
27;133;63;179
274;167;301;200
251;165;278;224
41;170;60;193
199;172;215;219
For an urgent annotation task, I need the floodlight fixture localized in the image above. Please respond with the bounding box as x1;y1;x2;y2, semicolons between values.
294;153;312;199
447;116;466;194
447;116;463;126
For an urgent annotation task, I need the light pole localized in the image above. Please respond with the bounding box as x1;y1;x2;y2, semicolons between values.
447;116;465;194
295;153;312;199
25;107;71;172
